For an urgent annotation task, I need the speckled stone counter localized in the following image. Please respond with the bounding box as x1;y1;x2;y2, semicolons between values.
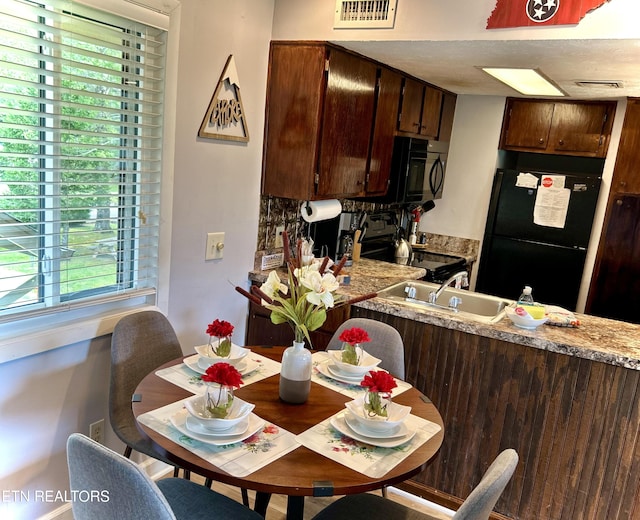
248;258;640;370
248;258;427;301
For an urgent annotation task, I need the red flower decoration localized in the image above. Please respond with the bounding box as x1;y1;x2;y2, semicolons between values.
360;370;397;394
201;362;243;388
206;319;234;338
338;327;371;345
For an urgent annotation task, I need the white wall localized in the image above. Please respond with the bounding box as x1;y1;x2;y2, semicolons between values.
0;2;274;519
165;0;273;349
272;0;640;40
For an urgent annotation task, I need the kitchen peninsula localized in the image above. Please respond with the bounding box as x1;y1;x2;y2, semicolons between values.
248;258;640;520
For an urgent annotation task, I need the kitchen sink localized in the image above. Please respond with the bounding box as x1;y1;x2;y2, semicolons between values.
376;280;514;323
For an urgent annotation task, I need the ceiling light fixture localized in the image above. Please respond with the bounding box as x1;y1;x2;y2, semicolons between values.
481;67;565;97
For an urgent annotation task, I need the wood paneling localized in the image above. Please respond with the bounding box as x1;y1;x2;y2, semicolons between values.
353;306;640;520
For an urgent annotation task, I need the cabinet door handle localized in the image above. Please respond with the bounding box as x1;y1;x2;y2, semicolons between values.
558;139;565;146
538;138;544;144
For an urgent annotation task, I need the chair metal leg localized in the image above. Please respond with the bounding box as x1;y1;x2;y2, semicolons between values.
204;478;213;488
381;486;387;497
241;488;249;507
124;445;132;458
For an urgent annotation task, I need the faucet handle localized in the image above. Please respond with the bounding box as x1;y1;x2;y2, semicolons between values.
455;272;469;289
448;296;462;310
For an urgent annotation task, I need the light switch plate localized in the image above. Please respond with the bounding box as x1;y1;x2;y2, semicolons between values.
275;225;285;248
205;232;225;260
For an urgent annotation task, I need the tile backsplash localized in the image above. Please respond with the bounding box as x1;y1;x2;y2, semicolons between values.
255;195;393;251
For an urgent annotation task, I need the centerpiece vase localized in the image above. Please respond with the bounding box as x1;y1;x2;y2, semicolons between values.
364;390;392;419
279;340;312;404
204;384;234;418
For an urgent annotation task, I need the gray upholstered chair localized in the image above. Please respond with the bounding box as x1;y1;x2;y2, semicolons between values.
66;433;261;520
311;449;519;520
109;310;185;477
326;317;405;379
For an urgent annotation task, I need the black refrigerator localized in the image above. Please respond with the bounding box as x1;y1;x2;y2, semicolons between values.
476;167;602;310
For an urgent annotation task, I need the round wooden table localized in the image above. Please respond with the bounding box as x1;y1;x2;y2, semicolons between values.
133;346;444;518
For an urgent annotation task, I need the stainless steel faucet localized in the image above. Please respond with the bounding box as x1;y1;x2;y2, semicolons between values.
428;271;469;304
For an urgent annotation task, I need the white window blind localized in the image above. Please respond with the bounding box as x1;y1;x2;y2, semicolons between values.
0;0;166;322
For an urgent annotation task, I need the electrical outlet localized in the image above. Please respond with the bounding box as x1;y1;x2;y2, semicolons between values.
275;225;285;248
89;419;104;444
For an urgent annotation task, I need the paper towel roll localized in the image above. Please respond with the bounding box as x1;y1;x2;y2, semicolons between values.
300;200;342;223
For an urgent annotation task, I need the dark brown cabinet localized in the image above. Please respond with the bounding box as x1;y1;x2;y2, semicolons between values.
397;78;445;139
500;98;615;157
587;97;640;323
245;287;350;350
261;42;398;200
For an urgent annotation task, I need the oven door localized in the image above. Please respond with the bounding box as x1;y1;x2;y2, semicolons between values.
405;152;446;202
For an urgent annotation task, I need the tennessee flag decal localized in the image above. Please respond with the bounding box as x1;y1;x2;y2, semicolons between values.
487;0;611;29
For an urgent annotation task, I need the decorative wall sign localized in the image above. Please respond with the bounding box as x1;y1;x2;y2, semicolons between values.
487;0;611;29
198;55;249;142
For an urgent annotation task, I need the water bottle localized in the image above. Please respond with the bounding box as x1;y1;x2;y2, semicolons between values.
518;286;534;304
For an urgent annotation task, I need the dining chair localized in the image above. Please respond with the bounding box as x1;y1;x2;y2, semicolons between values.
326;317;406;380
109;310;186;478
311;448;519;520
66;433;261;520
110;310;250;505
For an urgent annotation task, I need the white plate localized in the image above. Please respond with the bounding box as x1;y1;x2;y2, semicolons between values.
344;412;409;439
316;362;363;385
170;409;264;446
330;413;416;448
185;414;249;437
327;364;366;382
184;355;259;377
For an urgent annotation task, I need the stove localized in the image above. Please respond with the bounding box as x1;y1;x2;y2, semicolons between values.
411;250;467;283
357;211;468;283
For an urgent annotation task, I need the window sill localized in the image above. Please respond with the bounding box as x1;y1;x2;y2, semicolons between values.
0;303;160;364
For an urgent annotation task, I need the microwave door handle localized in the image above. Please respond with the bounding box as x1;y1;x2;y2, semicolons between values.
429;156;443;196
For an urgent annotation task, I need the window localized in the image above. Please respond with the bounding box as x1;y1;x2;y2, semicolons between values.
0;0;166;322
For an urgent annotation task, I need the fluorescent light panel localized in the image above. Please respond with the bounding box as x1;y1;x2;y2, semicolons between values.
482;67;565;96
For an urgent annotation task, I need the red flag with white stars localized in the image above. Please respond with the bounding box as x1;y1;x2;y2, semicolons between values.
487;0;611;29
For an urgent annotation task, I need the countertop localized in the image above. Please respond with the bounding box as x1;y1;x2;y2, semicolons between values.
248;258;640;370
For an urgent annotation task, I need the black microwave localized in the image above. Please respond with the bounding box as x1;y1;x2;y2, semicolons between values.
381;137;449;204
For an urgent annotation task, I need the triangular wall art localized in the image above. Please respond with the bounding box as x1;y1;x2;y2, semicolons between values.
198;55;249;142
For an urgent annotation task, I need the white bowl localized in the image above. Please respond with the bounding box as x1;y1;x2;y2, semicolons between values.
329;349;381;377
195;343;249;368
184;394;254;432
344;395;411;434
505;305;548;330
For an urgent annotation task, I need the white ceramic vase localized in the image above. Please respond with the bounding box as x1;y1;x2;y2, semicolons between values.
279;340;312;404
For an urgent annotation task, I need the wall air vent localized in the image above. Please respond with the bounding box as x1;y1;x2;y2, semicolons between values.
575;80;623;89
334;0;397;29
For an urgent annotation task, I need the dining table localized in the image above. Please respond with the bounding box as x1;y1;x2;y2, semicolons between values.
133;346;444;519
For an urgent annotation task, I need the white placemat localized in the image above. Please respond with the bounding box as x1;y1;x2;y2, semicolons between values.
137;398;300;478
296;409;441;479
311;351;412;399
156;352;281;395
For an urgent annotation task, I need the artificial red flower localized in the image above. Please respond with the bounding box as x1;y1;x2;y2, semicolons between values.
338;327;371;345
206;319;234;338
201;362;243;388
360;370;397;394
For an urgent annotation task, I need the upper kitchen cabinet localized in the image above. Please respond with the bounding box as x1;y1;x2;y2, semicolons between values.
500;98;616;157
365;67;403;196
397;77;447;140
262;42;388;200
